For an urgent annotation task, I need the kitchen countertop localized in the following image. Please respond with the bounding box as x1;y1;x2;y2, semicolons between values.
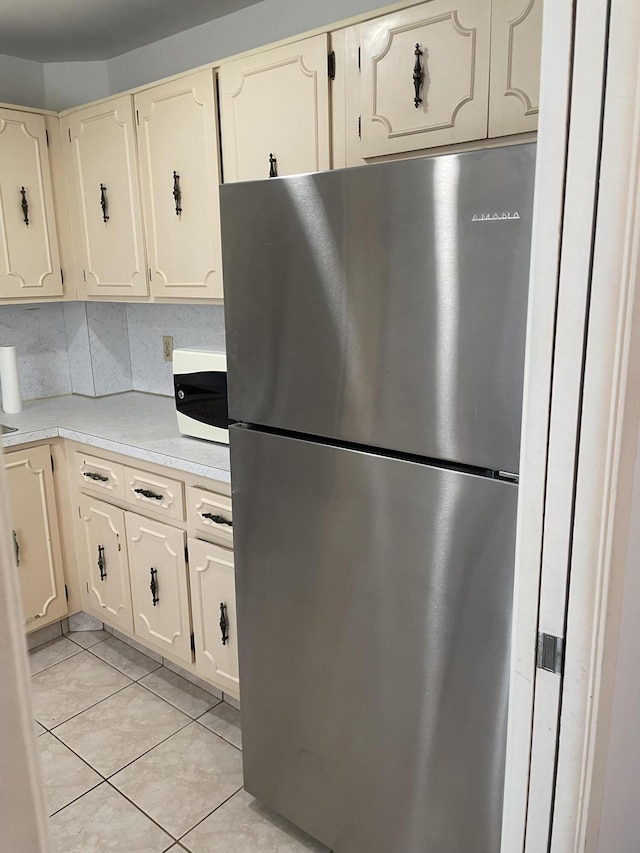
0;392;231;483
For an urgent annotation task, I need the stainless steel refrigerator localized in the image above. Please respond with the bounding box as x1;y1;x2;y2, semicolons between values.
221;143;536;853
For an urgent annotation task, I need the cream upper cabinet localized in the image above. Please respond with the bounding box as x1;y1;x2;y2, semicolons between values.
134;71;223;300
64;96;148;298
4;444;67;631
218;34;331;182
78;496;133;632
125;512;191;663
0;109;63;300
488;0;543;137
359;0;491;157
188;537;239;694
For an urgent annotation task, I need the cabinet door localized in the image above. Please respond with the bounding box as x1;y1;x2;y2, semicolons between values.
0;109;63;299
188;538;239;695
488;0;543;137
4;444;67;630
125;512;191;662
218;34;331;182
66;96;148;297
78;496;133;632
359;0;491;157
135;71;223;300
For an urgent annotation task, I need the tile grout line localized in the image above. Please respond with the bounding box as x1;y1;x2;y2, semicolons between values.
193;715;242;753
175;785;244;845
104;779;182;844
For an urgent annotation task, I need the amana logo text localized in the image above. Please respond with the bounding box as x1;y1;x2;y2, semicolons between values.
471;212;521;222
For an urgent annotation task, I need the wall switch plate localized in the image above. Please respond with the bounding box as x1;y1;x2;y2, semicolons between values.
162;335;174;362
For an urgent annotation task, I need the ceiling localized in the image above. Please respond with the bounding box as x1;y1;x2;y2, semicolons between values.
0;0;265;62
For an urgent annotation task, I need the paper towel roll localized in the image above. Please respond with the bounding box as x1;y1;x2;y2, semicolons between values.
0;346;22;414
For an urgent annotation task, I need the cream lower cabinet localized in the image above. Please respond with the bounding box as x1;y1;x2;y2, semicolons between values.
4;445;67;630
78;496;133;632
359;0;492;157
488;0;543;137
218;34;331;181
135;71;223;300
0;108;63;300
63;96;148;298
125;511;192;663
188;537;239;694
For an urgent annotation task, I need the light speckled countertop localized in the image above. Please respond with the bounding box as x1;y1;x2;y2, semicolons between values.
0;392;231;483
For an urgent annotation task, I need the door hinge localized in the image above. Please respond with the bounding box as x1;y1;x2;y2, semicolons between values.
45;129;49;147
60;268;64;284
357;46;361;70
184;545;189;563
64;584;69;602
50;455;54;473
537;633;564;675
190;632;195;653
82;269;86;282
358;116;361;138
328;51;336;80
68;127;71;143
136;109;139;126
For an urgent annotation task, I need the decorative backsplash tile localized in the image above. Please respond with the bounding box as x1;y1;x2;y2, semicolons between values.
86;303;132;396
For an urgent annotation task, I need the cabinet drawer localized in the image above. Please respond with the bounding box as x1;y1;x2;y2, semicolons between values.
76;452;126;500
124;465;185;521
187;486;233;547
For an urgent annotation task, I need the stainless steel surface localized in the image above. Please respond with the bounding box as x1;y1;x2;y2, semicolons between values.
0;424;18;435
231;425;518;853
222;144;535;474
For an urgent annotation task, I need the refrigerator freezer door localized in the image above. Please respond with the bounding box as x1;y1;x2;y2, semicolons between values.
230;425;518;853
222;144;534;474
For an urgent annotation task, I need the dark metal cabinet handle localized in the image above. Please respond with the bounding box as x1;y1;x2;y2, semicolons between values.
413;43;424;108
97;545;106;581
134;487;163;501
83;471;109;482
12;529;19;566
202;512;233;527
20;187;29;225
172;171;182;216
268;153;277;178
100;183;109;222
150;567;159;606
219;602;229;646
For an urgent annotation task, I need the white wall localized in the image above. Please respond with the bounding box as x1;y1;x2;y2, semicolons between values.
0;54;45;108
44;61;109;111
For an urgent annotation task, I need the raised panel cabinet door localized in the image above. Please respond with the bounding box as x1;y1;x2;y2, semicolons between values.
67;96;148;297
4;444;67;630
0;109;63;299
488;0;543;137
218;34;331;182
359;0;491;157
188;538;239;695
78;496;133;631
125;512;191;662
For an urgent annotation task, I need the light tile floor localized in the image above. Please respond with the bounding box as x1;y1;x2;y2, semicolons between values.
30;632;329;853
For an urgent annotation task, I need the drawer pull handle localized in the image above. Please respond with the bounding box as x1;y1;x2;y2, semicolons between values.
219;602;229;646
100;183;109;222
84;471;109;482
202;512;232;527
12;529;19;566
150;567;159;606
97;544;106;581
172;170;182;216
413;43;423;108
268;152;277;178
134;487;163;501
20;187;29;226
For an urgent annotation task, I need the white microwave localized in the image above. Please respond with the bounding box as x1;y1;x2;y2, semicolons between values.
172;349;234;444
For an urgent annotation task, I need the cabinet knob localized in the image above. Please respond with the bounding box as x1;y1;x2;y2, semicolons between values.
413;43;424;109
219;602;229;646
20;187;29;226
172;171;182;216
268;153;278;178
99;183;109;222
97;544;106;581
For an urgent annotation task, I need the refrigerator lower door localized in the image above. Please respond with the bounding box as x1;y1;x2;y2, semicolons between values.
230;426;518;853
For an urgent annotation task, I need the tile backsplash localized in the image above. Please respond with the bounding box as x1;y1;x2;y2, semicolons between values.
0;301;225;407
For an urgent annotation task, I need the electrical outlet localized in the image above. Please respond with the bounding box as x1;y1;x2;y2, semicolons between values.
162;335;174;362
